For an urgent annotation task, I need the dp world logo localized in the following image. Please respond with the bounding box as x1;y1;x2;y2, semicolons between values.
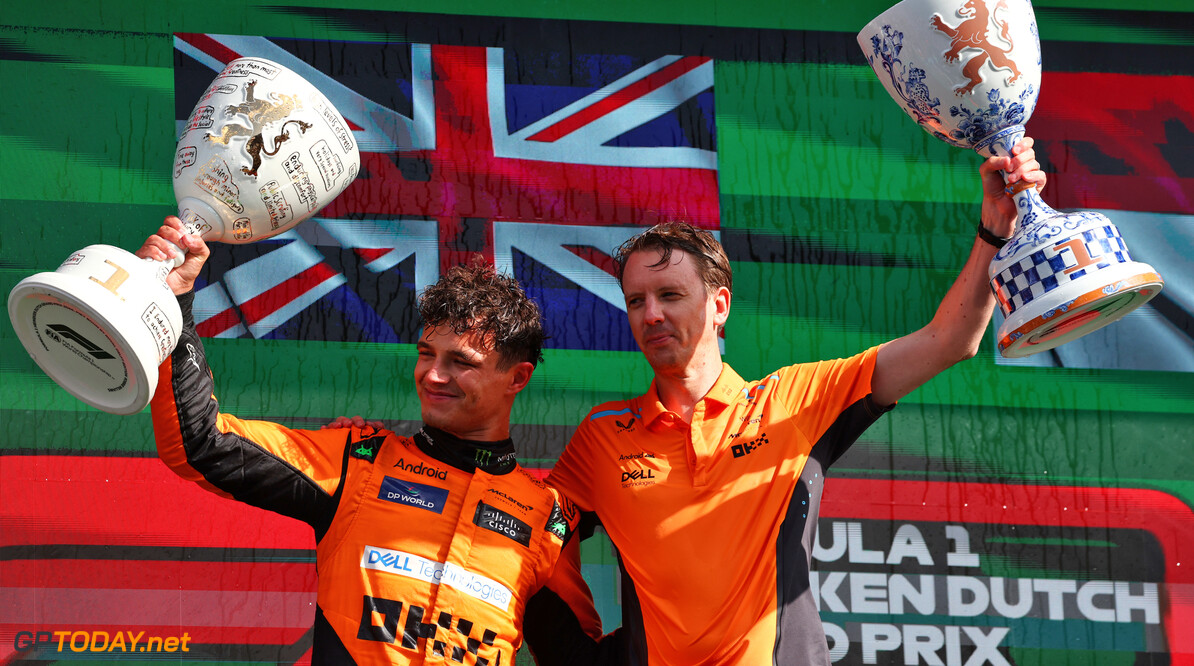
378;476;450;514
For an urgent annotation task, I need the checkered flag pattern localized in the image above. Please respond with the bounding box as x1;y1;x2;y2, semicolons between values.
992;225;1131;315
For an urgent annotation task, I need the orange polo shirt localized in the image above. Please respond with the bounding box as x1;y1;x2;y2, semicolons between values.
549;348;890;665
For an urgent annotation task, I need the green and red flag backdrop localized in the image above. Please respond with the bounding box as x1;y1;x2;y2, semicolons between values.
1;1;1191;664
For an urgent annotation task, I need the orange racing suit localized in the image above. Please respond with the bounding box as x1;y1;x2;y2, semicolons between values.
151;291;618;665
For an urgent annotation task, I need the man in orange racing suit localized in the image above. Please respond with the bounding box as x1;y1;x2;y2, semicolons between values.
139;216;622;665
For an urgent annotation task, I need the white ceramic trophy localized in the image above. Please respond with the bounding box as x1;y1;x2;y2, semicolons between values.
8;57;360;414
858;0;1163;357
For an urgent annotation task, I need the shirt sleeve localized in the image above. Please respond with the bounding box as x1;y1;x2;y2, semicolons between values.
546;420;598;513
150;290;357;529
769;346;893;469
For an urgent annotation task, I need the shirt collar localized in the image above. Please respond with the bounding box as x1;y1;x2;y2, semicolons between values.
706;364;747;406
636;363;747;425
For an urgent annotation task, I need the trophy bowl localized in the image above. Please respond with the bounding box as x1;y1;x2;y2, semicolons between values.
8;57;360;414
857;0;1163;357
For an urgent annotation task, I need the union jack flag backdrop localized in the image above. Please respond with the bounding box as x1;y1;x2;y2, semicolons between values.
173;33;719;352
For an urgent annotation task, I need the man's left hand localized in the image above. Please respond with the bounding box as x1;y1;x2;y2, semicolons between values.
980;136;1048;240
321;415;386;430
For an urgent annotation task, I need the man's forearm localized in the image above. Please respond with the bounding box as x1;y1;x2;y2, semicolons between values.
927;233;1000;360
872;233;999;405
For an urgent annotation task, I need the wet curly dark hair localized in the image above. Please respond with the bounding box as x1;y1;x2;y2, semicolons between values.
418;260;545;368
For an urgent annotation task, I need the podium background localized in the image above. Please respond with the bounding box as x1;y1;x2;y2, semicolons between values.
2;0;1192;663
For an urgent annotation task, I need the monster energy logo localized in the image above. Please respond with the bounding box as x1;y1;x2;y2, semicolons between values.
475;449;493;465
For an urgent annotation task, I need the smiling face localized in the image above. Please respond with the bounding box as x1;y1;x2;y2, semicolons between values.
621;248;730;376
414;326;532;441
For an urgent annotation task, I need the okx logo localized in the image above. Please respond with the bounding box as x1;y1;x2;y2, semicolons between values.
357;594;502;665
732;432;769;458
351;435;386;463
545;500;572;541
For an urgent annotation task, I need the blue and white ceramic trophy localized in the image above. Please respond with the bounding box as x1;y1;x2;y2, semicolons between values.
858;0;1163;357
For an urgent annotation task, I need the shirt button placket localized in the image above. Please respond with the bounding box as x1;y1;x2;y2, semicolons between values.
690;403;707;486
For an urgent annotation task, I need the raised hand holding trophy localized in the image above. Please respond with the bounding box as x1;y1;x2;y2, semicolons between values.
857;0;1164;357
7;57;360;414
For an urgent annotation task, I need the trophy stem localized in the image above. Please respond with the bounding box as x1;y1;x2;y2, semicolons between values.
159;195;230;268
973;124;1061;249
974;125;1025;160
178;197;225;236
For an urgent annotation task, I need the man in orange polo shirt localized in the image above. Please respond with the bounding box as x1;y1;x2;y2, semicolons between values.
547;140;1046;664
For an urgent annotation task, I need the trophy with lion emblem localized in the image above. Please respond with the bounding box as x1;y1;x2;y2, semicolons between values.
7;57;360;414
858;0;1164;357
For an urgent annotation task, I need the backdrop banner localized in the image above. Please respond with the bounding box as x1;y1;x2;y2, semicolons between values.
2;2;1191;664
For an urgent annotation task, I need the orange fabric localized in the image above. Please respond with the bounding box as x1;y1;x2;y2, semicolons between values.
151;351;597;663
150;294;614;664
315;434;583;663
540;532;604;634
549;348;881;665
209;411;346;496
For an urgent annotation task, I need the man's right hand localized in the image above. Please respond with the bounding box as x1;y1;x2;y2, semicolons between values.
135;216;210;296
321;415;387;431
